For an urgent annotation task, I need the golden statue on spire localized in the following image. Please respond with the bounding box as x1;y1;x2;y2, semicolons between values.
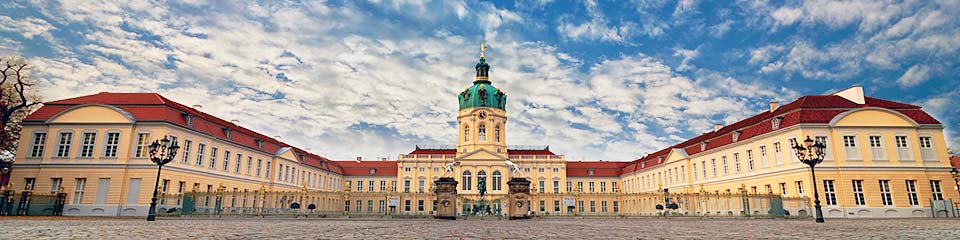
480;40;487;59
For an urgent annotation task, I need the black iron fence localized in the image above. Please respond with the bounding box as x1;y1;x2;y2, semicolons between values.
0;189;67;216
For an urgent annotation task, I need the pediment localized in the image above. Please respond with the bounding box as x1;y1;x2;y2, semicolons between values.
665;148;689;163
456;148;507;161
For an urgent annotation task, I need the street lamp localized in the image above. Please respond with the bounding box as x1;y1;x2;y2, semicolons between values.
950;168;959;198
792;136;826;223
146;136;179;221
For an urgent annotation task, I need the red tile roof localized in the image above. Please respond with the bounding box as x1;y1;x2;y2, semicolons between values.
27;92;341;174
950;156;960;169
334;160;399;176
566;161;629;177
622;94;942;175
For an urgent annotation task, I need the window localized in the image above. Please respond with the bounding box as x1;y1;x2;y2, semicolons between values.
843;135;861;160
463;125;470;141
492;171;502;191
368;181;374;192
612;182;619;192
711;159;717;177
589;182;595;192
494;126;500;142
73;178;87;204
590;201;596;213
265;160;271;179
577;181;583;193
746;150;755;170
553;180;560;193
869;135;886;160
50;178;62;193
56;132;73;157
24;178;35;190
930;180;943;201
823;180;836;206
356;200;363;212
814;136;830;160
554;200;560;212
196;143;206;166
701;160;708;178
539;179;546;193
404;179;411;193
222;150;231;171
722;156;728;175
539;200;545;212
180;139;191;163
733;153;741;173
759;145;767;167
779;182;787;196
578;201;584;213
256;159;263;177
380;181;386;192
357;181;364;192
134;133;150;158
566;181;572;192
919;136;936;161
418;200;424;212
773;142;784;165
796;181;804;197
461;171;472;191
613;201;619;213
879;180;893;206
692;163;698;180
344;200;350;212
79;132;97;158
209;147;218;169
29;132;47;157
601;201;608;213
895;136;912;161
600;182;606;193
478;125;486;142
418;178;425;193
103;132;120;158
405;200;411;212
852;180;866;206
245;156;252;175
905;180;919;206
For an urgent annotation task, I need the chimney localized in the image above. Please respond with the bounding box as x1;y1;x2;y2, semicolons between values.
191;104;202;110
381;157;387;161
769;101;780;113
230;119;239;125
714;124;723;132
356;156;362;162
274;135;282;140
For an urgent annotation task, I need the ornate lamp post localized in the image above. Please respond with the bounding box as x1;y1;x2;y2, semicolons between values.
792;136;826;223
146;136;179;221
950;168;959;198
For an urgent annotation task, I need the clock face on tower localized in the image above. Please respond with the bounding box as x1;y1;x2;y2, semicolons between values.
478;111;487;119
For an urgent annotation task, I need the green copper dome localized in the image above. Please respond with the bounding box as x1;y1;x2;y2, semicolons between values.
458;82;506;110
458;57;506;110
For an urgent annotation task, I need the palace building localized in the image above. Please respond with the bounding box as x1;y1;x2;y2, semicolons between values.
7;47;958;218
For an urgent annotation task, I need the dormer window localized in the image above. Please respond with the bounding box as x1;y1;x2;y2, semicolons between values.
370;168;377;175
182;113;195;127
641;162;646;168
587;168;595;176
772;116;783;130
700;141;708;151
733;130;742;142
222;127;232;139
255;139;263;150
657;156;664;164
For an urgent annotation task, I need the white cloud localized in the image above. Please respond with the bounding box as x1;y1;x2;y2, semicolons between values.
897;64;931;88
0;16;55;40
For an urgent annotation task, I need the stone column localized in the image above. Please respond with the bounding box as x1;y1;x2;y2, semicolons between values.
433;177;458;220
507;178;531;220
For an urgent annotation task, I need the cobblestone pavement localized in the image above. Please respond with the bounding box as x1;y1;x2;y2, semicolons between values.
0;217;959;239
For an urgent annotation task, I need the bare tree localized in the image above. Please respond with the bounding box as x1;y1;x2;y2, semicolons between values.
0;56;43;154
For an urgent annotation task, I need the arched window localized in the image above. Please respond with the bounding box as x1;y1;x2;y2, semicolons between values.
478;125;486;142
477;170;487;190
494;125;501;142
462;171;472;190
492;171;502;191
463;125;470;141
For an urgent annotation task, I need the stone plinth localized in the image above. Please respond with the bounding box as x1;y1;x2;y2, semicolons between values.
507;177;531;220
433;177;458;220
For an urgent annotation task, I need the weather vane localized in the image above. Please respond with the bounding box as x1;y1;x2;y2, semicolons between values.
480;40;487;59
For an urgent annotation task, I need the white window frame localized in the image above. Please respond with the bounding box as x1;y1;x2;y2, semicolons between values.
103;131;121;158
879;180;893;207
133;132;151;158
842;135;862;161
894;135;913;161
868;135;887;161
852;180;866;206
55;131;74;158
28;131;48;158
78;131;97;158
918;136;937;161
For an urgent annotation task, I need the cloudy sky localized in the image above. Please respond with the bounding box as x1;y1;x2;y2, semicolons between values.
1;0;958;160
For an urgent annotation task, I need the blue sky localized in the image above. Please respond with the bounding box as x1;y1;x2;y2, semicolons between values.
1;0;958;160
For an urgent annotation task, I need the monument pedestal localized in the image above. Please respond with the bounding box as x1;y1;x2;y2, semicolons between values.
507;177;531;220
433;177;458;220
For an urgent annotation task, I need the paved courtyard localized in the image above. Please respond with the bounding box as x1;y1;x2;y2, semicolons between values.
0;217;958;239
